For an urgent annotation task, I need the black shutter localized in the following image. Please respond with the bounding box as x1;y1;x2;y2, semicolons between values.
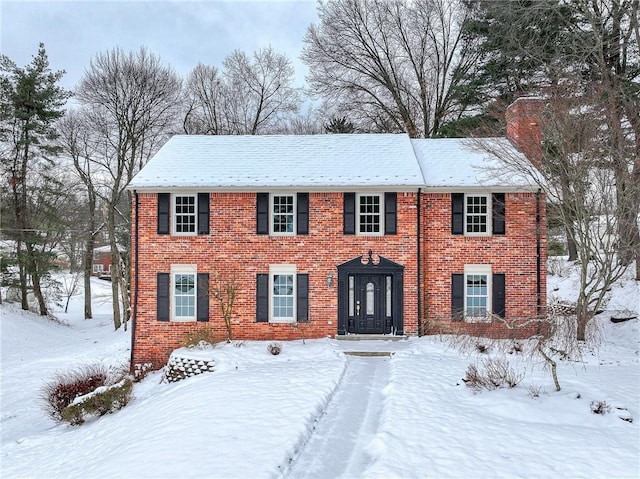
492;273;506;318
198;193;210;235
296;274;309;322
157;193;170;235
451;193;464;235
297;193;309;235
344;192;356;235
256;274;269;322
384;192;397;235
451;273;464;321
157;272;170;321
492;193;506;235
197;273;209;322
256;193;269;235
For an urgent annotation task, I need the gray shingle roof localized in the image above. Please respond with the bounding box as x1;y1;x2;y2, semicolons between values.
128;134;538;191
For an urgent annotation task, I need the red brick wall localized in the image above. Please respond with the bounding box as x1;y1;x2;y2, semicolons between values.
131;192;419;368
131;190;546;369
422;192;547;338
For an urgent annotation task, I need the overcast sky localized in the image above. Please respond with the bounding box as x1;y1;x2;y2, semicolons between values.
1;0;318;90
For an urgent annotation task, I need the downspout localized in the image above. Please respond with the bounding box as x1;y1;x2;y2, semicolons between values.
536;189;542;328
130;190;139;371
417;188;422;336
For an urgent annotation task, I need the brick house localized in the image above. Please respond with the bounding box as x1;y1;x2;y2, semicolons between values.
91;246;112;277
128;98;547;369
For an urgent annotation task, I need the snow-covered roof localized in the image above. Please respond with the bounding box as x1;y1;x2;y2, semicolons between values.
128;134;425;191
411;138;538;190
128;134;540;192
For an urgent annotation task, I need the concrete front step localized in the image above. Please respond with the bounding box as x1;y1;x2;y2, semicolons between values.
343;351;394;357
334;334;408;341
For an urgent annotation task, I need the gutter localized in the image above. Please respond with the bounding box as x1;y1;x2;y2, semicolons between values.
536;189;542;324
130;190;139;371
417;188;422;336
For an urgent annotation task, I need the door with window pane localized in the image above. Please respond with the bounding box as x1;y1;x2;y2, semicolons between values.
352;274;385;334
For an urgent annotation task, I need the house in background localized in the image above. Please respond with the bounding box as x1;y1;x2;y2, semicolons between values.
91;246;112;277
128;98;547;369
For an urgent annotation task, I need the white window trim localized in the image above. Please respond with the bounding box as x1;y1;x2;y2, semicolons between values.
269;193;296;236
356;193;384;236
269;264;296;323
464;194;491;237
464;264;492;323
171;264;197;322
172;194;197;236
92;264;104;273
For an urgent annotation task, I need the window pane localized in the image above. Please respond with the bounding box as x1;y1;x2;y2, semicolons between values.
466;274;488;317
272;195;294;233
465;196;488;234
175;196;196;233
358;195;381;233
174;273;195;317
366;282;375;315
348;276;355;317
386;276;392;317
272;274;294;319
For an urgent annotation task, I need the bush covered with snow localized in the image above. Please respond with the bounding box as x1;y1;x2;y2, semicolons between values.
61;378;133;425
41;363;108;421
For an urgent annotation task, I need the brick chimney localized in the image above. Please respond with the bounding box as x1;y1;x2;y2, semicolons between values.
506;97;544;164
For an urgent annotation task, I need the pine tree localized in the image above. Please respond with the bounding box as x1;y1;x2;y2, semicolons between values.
0;43;72;314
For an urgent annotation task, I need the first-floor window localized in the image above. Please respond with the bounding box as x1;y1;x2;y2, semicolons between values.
464;265;491;321
92;264;104;273
172;264;196;321
270;264;296;322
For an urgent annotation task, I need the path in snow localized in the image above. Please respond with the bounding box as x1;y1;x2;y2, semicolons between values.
284;355;390;479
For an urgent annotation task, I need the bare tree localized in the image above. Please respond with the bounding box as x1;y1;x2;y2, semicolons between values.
209;269;240;342
476;94;636;341
183;63;226;134
58;109;104;319
302;0;480;137
223;47;300;134
75;47;182;330
183;47;301;135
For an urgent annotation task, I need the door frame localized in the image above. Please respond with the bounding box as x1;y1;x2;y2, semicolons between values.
336;250;404;335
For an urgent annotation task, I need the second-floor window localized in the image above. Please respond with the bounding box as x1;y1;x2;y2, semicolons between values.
344;192;397;235
174;195;196;234
256;193;308;235
271;194;295;234
157;193;210;236
357;194;382;234
451;193;505;236
465;194;489;235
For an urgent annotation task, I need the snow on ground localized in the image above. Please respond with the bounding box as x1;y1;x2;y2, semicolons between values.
1;268;639;479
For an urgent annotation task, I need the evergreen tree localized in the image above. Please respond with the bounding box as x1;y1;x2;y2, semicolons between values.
0;43;72;314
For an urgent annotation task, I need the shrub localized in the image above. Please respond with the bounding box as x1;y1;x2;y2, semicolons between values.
475;342;489;354
61;378;133;425
267;342;282;355
464;357;524;392
590;400;611;415
181;328;216;348
527;383;545;399
41;364;108;420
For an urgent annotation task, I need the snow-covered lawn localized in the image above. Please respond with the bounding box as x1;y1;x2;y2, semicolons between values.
1;272;639;478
